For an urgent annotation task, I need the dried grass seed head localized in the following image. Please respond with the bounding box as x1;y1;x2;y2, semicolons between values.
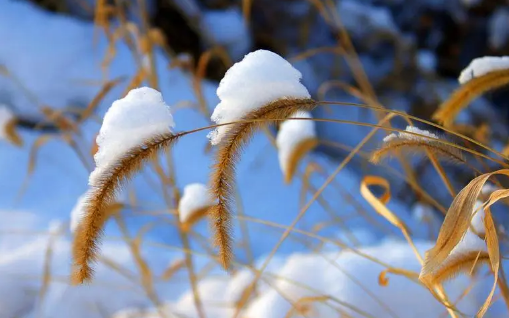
208;49;310;145
72;87;176;284
90;86;175;186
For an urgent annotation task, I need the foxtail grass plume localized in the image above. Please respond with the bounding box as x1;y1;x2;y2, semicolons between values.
371;125;465;164
434;56;509;127
72;87;176;284
276;111;318;183
209;49;316;268
178;183;215;231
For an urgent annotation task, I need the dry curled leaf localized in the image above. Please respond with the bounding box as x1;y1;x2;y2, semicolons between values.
360;175;410;234
378;269;389;287
421;170;509;317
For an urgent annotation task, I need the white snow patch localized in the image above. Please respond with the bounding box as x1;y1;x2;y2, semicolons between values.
459;56;509;84
383;126;439;143
276;111;316;177
166;240;486;317
90;87;175;185
208;50;310;145
178;183;214;224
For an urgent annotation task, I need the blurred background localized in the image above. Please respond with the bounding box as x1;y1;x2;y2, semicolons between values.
2;0;509;317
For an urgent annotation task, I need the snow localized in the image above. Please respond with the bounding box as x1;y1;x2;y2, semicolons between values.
459;56;509;84
2;1;508;317
383;126;439;143
276;111;316;179
0;105;15;142
90;87;175;185
201;8;251;61
155;240;488;318
208;49;310;145
178;183;214;224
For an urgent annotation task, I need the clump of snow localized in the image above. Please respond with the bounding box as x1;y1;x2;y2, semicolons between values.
276;111;316;177
208;50;310;145
178;183;214;224
200;8;251;61
459;56;509;84
90;87;175;185
0;105;15;142
383;126;439;143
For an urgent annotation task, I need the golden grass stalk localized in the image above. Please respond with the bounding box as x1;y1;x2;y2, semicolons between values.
371;137;466;165
433;69;509;127
283;137;319;184
284;296;328;318
72;132;181;284
160;258;185;281
210;98;317;269
5;118;22;146
181;206;212;232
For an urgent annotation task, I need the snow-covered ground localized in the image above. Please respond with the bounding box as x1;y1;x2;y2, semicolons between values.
1;0;508;317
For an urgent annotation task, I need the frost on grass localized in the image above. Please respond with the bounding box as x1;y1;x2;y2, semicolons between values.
89;87;175;185
208;50;310;145
458;56;509;84
383;126;438;143
276;111;317;182
178;183;214;228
